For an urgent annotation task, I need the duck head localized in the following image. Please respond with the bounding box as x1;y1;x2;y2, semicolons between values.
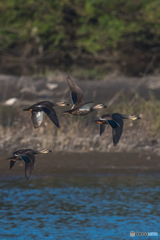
38;149;53;154
56;101;71;107
93;104;108;109
127;115;142;120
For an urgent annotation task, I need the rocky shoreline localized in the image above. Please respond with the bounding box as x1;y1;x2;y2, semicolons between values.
0;72;160;106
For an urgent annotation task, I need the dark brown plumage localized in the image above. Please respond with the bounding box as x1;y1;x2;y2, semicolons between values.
67;76;84;109
63;76;107;116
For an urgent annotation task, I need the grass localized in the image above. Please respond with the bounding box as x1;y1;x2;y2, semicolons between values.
0;95;160;153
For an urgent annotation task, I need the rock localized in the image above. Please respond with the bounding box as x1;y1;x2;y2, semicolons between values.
46;83;58;90
4;98;17;106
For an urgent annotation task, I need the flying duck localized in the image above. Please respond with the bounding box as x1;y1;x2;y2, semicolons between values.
63;76;107;116
23;101;70;128
7;148;53;180
93;113;142;146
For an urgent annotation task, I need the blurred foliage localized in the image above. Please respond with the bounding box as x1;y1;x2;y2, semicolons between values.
0;0;160;57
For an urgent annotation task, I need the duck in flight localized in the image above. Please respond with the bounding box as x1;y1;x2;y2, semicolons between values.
23;101;70;128
63;76;107;116
93;113;142;146
7;148;53;180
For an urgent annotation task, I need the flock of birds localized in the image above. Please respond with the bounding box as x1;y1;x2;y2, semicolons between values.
7;76;141;180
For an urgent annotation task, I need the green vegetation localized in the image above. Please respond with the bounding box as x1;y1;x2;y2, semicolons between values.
0;0;160;65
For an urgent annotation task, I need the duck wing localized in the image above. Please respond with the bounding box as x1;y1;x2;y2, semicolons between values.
100;124;109;136
67;76;84;109
107;120;119;128
31;111;44;128
7;156;17;169
111;115;124;146
99;115;118;136
10;160;17;169
22;152;36;180
78;102;94;111
20;151;34;162
7;156;23;169
25;160;35;180
39;103;59;128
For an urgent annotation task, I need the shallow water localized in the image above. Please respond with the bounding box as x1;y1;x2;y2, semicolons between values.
0;175;159;240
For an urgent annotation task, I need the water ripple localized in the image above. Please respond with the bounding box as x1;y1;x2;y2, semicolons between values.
0;175;160;239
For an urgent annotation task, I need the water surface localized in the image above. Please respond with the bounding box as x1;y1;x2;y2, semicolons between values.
0;175;159;240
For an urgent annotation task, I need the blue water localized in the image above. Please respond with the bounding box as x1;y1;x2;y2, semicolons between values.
0;175;159;240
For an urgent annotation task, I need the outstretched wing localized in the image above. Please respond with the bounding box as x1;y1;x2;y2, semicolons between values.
31;111;44;128
20;151;35;162
100;124;108;136
40;104;59;128
22;152;36;180
7;156;20;169
67;76;84;109
111;116;123;146
107;120;119;128
10;160;16;169
7;156;17;169
25;160;35;180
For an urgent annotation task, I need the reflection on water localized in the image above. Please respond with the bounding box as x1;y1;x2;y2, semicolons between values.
0;175;159;239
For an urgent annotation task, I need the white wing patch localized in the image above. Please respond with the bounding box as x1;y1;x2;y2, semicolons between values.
71;104;75;109
36;111;44;122
100;116;106;120
79;102;94;111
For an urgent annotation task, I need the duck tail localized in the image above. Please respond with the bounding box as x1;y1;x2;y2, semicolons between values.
62;110;72;114
92;119;102;123
23;108;30;111
6;156;16;161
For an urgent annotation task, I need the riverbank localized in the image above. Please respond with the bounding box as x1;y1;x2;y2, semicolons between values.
1;152;160;177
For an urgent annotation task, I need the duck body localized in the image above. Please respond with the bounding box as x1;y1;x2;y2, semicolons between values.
93;113;141;146
63;102;95;116
7;148;53;180
24;101;53;112
63;76;107;116
64;109;94;116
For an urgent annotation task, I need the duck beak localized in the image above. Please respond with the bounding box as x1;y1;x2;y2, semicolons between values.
137;117;142;119
49;150;54;152
104;106;108;108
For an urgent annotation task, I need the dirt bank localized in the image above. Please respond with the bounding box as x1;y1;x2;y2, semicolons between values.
1;152;160;177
